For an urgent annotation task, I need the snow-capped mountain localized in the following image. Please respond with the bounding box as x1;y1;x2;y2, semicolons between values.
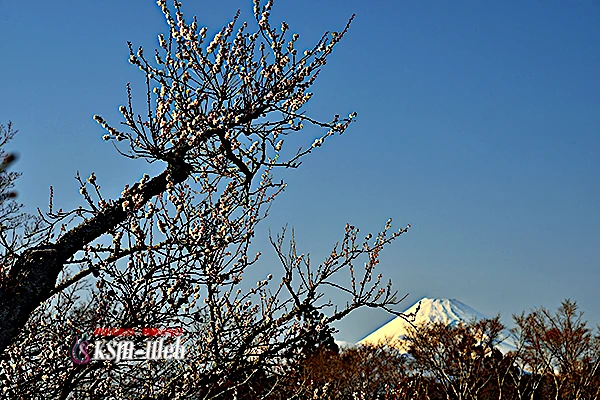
358;297;515;353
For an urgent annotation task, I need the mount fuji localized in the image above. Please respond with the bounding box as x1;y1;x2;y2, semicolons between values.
357;297;515;353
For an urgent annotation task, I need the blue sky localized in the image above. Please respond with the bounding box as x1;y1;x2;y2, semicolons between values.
1;0;598;343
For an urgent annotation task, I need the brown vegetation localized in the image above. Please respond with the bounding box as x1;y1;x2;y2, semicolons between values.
295;299;600;400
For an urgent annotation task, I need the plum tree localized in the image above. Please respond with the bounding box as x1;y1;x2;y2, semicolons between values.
0;1;410;398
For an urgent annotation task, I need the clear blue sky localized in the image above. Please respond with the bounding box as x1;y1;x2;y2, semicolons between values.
1;0;598;343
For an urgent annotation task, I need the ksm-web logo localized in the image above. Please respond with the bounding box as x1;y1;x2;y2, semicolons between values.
71;327;186;364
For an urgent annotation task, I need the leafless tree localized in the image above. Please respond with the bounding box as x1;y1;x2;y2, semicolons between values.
405;316;509;400
505;324;545;400
280;343;415;400
512;299;600;400
0;1;411;398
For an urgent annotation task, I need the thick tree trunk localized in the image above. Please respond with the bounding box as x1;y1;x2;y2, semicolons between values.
0;160;191;353
0;108;263;353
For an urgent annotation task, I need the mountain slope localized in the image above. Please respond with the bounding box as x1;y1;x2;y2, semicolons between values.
358;297;515;353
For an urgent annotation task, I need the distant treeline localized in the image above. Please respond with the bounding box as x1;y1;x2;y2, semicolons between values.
272;299;600;400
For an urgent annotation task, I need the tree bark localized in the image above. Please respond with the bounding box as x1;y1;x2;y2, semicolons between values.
0;159;191;353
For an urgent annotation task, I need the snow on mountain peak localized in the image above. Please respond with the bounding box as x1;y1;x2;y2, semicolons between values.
404;297;487;326
357;297;510;350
